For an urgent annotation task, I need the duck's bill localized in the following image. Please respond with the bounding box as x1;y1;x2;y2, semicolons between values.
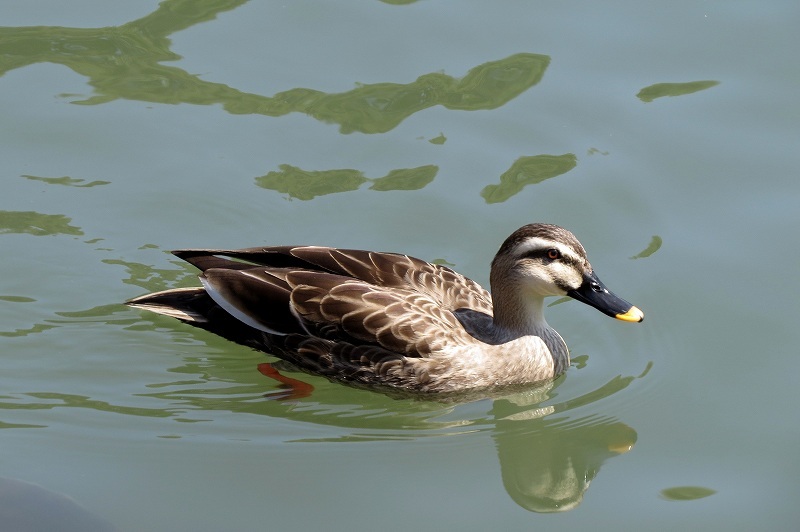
567;272;644;323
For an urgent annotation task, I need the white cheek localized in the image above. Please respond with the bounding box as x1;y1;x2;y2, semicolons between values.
517;264;568;296
551;262;583;290
515;261;584;297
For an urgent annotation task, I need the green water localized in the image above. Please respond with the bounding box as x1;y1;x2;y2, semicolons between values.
2;1;799;530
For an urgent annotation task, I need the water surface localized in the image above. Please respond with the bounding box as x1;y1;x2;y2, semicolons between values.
2;1;799;530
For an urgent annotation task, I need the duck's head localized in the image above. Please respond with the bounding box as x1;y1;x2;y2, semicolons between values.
491;223;644;324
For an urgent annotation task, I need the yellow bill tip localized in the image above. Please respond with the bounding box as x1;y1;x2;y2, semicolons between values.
616;305;644;323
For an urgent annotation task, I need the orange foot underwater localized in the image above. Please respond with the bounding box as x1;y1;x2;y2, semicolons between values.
257;363;315;400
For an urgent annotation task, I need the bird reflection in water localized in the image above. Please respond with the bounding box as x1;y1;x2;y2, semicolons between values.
491;388;636;512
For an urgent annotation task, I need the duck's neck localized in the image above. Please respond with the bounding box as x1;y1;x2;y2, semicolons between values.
491;285;549;338
490;283;569;367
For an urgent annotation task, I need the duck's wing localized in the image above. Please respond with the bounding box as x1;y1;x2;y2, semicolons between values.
194;265;480;356
135;246;494;357
285;270;479;357
173;246;494;314
287;247;494;315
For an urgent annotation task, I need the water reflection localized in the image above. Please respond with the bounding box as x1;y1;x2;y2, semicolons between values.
636;80;719;102
104;257;198;294
0;210;83;236
659;485;716;501
255;164;438;200
1;391;171;419
139;342;642;512
0;296;36;303
481;153;577;204
630;235;663;259
21;175;110;188
0;254;193;338
491;391;637;512
0;1;549;134
428;133;447;145
256;151;574;202
3;1;553;204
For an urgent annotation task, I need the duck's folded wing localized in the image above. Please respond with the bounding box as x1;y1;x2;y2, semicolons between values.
173;247;311;272
174;246;494;314
193;266;477;357
289;248;494;314
286;270;476;357
199;268;304;334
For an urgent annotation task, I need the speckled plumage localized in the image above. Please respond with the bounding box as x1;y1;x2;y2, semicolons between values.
126;224;643;394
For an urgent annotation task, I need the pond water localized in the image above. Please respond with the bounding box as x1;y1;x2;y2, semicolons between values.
2;1;799;530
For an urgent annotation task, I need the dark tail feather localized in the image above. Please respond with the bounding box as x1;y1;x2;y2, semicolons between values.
125;288;214;323
127;287;275;349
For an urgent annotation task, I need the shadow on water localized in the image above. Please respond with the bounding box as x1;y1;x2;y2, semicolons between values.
0;477;116;532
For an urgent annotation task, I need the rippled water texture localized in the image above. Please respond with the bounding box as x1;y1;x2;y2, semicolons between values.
2;1;799;530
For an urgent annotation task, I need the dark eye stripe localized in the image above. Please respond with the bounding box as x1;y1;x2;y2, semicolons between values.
521;249;546;259
522;248;559;261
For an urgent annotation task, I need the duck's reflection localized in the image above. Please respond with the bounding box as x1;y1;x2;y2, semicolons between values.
137;338;644;512
251;364;644;512
490;388;636;512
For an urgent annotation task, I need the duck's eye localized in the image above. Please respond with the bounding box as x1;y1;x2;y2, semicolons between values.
547;249;561;260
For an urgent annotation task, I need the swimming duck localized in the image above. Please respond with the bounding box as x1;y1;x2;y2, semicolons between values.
126;223;643;393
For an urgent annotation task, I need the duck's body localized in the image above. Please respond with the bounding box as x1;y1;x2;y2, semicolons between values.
127;224;642;393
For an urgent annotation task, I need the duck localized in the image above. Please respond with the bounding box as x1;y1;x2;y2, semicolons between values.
126;223;643;394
